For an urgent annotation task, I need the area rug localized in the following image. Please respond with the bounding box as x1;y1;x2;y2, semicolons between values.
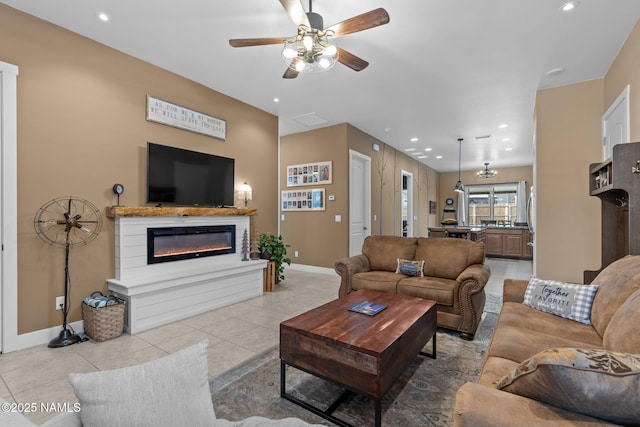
210;295;501;427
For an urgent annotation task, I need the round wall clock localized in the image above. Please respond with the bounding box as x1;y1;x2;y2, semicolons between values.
112;184;125;195
445;198;454;206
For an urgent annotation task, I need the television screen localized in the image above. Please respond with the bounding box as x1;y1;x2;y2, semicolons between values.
147;142;235;207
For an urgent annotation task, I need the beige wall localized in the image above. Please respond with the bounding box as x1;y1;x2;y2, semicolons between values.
281;124;439;268
605;19;640;140
438;166;534;223
535;80;604;282
1;5;279;334
533;18;640;282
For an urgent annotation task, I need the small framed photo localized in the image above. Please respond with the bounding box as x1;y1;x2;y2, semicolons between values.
282;188;325;211
287;161;332;187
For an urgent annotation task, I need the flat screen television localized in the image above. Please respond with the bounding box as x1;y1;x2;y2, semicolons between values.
147;142;235;207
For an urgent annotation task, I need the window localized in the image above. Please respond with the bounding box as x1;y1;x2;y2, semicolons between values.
467;183;518;226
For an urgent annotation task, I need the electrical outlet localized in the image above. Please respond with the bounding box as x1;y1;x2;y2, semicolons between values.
55;296;65;311
294;250;299;257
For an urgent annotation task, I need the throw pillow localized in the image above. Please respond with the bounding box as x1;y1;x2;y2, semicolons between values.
495;347;640;425
523;278;598;325
395;258;424;277
68;340;215;427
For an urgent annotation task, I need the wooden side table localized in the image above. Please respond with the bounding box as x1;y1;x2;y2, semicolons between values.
263;261;275;292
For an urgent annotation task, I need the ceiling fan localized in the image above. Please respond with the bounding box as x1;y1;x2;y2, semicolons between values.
229;0;390;79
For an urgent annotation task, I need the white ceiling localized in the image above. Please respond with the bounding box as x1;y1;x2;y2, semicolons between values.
4;0;640;172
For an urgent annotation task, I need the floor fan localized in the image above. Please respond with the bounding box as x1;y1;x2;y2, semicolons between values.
34;196;103;348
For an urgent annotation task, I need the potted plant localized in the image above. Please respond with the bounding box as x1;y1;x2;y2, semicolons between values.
259;233;291;283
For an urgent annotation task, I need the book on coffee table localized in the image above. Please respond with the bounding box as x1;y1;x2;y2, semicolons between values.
348;300;387;316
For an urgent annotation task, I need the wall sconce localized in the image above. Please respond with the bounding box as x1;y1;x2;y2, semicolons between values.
239;182;252;207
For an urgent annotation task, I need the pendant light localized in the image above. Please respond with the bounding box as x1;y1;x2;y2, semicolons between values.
454;138;465;193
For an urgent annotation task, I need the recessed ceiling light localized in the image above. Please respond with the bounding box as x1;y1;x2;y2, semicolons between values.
404;148;415;152
411;152;421;156
498;124;508;129
505;147;513;151
436;155;443;159
410;137;419;142
424;148;432;151
560;1;579;12
546;67;565;77
502;138;511;142
417;156;427;159
273;97;279;103
96;11;110;22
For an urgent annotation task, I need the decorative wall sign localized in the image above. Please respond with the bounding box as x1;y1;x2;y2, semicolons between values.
146;95;226;140
286;161;332;187
282;188;325;211
429;201;437;214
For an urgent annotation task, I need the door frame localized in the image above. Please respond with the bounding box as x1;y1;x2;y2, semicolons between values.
349;150;371;256
401;170;413;237
602;84;630;160
1;61;19;353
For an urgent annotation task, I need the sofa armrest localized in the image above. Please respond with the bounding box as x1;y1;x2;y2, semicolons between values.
335;254;370;297
503;279;530;304
456;264;490;337
454;383;618;427
457;263;491;290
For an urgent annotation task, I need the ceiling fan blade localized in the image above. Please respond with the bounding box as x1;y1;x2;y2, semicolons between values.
283;66;300;79
229;37;288;48
337;48;369;72
279;0;310;28
326;8;390;37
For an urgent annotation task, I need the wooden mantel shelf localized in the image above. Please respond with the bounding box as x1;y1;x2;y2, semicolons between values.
106;206;258;218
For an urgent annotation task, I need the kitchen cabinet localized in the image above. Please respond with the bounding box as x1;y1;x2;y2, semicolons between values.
485;228;531;260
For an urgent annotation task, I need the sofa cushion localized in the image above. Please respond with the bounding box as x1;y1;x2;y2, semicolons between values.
362;236;417;272
487;303;602;363
590;255;640;337
495;347;640;425
523;278;598;325
395;258;424;276
397;276;455;306
415;238;485;280
352;271;403;294
603;288;640;354
68;340;215;427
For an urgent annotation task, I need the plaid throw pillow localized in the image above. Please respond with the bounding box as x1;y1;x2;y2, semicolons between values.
523;278;598;325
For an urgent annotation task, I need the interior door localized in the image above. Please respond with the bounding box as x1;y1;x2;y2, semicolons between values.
602;85;630;160
349;150;371;256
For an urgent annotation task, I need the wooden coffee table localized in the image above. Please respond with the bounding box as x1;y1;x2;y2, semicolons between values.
280;289;437;427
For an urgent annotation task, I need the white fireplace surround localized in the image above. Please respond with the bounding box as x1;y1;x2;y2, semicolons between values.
107;213;266;334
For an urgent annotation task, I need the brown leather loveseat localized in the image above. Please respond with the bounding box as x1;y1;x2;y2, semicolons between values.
334;235;490;340
454;255;640;426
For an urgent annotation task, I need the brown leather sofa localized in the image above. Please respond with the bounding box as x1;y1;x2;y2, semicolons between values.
334;235;490;340
454;255;640;426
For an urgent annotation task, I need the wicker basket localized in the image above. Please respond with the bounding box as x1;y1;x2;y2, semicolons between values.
81;297;125;342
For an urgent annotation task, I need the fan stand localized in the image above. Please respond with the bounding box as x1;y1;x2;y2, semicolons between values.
48;231;81;348
35;196;102;349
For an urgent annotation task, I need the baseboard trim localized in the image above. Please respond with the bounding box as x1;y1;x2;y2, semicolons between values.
288;263;337;276
4;320;84;353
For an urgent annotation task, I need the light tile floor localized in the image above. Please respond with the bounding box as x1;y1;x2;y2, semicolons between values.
0;258;531;424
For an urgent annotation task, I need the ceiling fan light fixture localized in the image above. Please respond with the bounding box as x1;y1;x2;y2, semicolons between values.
282;26;338;73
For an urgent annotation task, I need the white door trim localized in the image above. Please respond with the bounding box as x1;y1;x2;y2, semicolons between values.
349;150;371;256
1;60;19;353
401;170;413;237
602;84;630;160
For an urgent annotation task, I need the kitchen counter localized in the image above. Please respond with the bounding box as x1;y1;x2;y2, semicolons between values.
428;227;485;242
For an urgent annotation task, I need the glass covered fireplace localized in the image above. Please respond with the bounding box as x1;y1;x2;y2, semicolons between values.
147;225;236;264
